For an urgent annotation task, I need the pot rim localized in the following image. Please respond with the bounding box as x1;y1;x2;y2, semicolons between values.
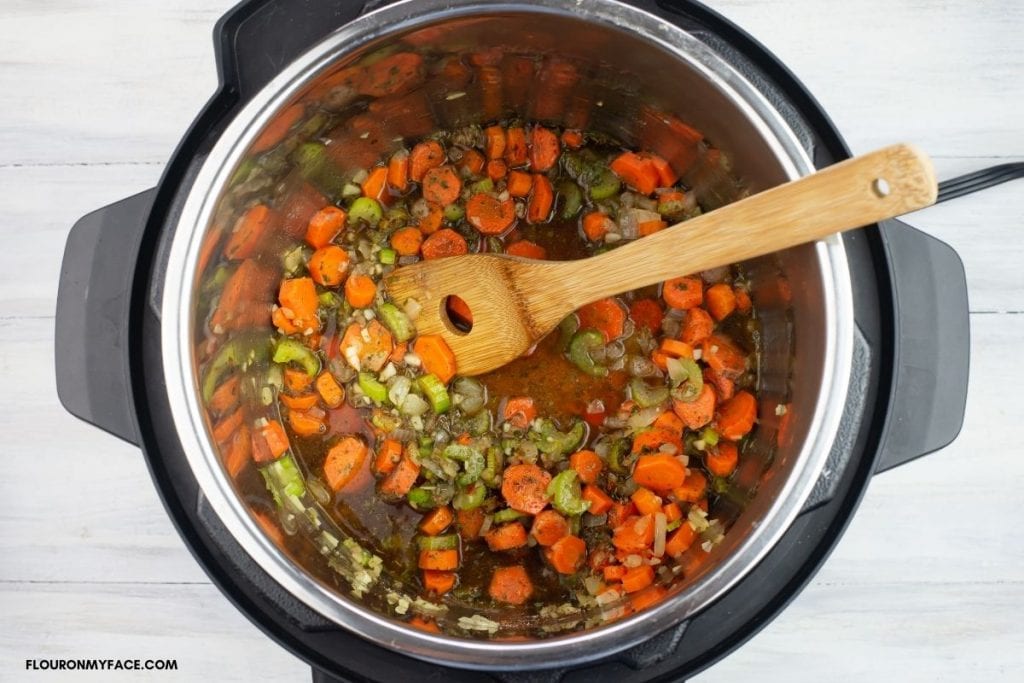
160;0;853;669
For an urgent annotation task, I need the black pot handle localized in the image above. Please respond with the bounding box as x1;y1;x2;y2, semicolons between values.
875;163;1021;473
55;189;155;446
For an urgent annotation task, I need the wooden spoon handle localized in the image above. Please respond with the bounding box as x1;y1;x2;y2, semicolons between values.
563;144;937;304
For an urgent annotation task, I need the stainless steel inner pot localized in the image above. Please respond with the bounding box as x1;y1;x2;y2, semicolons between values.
161;0;853;669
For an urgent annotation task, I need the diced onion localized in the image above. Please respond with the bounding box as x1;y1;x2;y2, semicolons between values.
653;512;667;557
403;297;422;321
387;375;412;406
401;393;429;417
404;352;422;367
479;514;494;536
583;576;602;595
623;554;643;568
628;405;662;430
379;362;397;382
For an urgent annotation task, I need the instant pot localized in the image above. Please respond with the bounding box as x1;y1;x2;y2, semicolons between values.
56;0;1006;679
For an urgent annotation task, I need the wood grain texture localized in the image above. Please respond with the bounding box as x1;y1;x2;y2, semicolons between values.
389;145;938;376
0;0;1022;681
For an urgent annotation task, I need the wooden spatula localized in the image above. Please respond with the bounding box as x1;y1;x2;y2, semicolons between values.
384;144;936;376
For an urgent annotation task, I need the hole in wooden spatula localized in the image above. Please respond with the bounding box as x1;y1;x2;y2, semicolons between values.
872;177;891;198
443;295;473;333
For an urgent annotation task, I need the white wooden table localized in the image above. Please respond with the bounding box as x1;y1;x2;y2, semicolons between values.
1;1;1021;680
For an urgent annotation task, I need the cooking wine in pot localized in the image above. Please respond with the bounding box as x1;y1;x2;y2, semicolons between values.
197;49;764;638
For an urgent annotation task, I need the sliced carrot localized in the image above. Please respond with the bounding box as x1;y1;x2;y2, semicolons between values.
612;514;654;552
458;148;485;176
504;127;528;166
484;126;506;160
631;487;664;515
579;210;612;242
662;276;703;310
526;174;554;224
422;569;456;595
672;384;717;430
546;535;586;574
387;149;410;192
421;228;468;260
344;273;377;308
373;438;403;476
577;297;626;342
457;507;486;539
251;103;305;153
225;204;279;260
485;160;506;182
409;140;445;182
610;152;659;196
507;170;533;197
569;450;603;484
466;193;516;234
716;391;757;440
629;584;667;612
630;428;683;456
531;510;570;547
209;375;241;416
379;447;420;497
659;339;693;359
505;240;546;259
390;226;424;256
705;283;737;321
360;52;424;97
284;367;313;393
632;454;688;492
704;366;735;402
653;410;684;434
413;335;457;384
702;335;748;378
315;372;345;408
638;219;667;236
672;470;708;503
254;419;290;462
338;319;394;373
305;206;346;249
415;200;444;235
288;408;327;437
212;407;244;444
560;129;584;149
420;506;455;536
735;287;752;314
501;463;552;514
422;165;462;205
645;153;678;187
362;165;388;201
278;277;320;332
607;501;636;528
503;397;537;429
663;502;683;522
621;565;655;594
485;522;529;551
279;392;319;411
629;298;663;333
604;565;627;582
489;565;533;605
308;245;350;286
706;441;740;477
582;484;614;515
407;615;440;633
529;126;560;172
680;307;714;345
323;436;368;491
419;548;459;571
665;523;697;557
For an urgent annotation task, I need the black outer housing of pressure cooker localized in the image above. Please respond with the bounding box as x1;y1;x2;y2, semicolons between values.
54;1;970;680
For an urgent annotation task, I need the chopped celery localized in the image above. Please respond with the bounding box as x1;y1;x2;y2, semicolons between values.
470;178;494;194
291;142;347;199
417;534;459;550
358;373;389;405
558;314;580;351
546;469;591;516
588;167;621;200
273;338;321;377
529;418;585;458
348;197;383;227
376;302;415;342
407;487;436;510
606;438;630;474
492;508;527;524
629;378;670;408
202;334;269;403
260;453;306;508
418;374;451;413
378;248;397;265
701;427;720;447
443;203;465;222
568;329;608;377
667;357;703;402
318;291;342;308
557;180;583;219
229;158;256;186
453;481;487;510
480;446;504;488
282;245;309;276
443;444;485;485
